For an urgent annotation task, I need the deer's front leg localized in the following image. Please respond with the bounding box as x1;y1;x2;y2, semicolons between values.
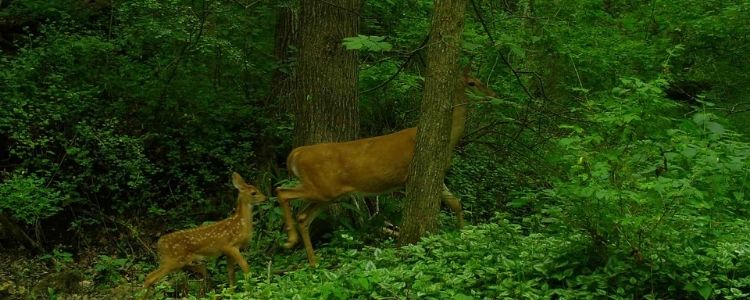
276;187;301;248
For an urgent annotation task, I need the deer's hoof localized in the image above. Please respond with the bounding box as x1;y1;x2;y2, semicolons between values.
283;237;299;249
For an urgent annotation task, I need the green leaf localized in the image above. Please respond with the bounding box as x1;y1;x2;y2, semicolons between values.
342;38;363;50
623;114;641;123
681;146;699;158
692;112;709;125
559;124;584;134
705;122;724;135
342;35;392;52
698;284;713;300
509;44;526;58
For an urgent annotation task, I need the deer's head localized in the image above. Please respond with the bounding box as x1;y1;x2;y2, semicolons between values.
232;172;266;206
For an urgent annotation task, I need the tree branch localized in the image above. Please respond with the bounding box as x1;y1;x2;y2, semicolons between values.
361;35;430;94
469;0;549;102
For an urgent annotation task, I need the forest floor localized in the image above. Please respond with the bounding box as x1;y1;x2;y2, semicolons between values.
0;246;144;300
1;236;315;299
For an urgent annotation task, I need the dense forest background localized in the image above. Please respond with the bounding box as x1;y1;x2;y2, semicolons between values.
1;0;749;299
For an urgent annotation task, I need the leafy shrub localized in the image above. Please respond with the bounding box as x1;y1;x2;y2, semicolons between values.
0;0;275;249
93;255;132;285
39;247;75;272
0;173;64;225
544;77;750;298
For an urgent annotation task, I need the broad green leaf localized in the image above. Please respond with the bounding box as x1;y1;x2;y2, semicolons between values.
698;284;713;300
705;122;725;135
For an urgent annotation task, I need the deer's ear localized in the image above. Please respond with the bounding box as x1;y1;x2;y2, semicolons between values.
231;172;245;189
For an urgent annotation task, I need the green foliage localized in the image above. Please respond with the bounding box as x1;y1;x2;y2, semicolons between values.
0;0;275;246
207;221;564;299
94;255;132;285
39;247;74;273
449;147;516;223
543;77;750;298
2;0;750;299
0;173;64;224
186;218;749;299
343;35;393;52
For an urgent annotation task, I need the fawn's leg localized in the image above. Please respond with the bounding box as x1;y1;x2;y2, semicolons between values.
223;247;249;286
144;260;183;289
226;255;236;287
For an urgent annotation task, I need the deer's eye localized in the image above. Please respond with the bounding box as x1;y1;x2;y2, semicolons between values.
251;191;257;196
468;81;476;86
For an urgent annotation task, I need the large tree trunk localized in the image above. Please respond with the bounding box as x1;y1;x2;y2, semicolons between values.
292;0;361;223
293;0;360;146
399;0;467;245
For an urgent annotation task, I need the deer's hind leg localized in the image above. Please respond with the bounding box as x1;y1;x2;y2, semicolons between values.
441;183;464;228
144;259;184;289
297;202;328;267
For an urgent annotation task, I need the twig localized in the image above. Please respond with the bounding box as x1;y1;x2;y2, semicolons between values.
88;210;158;259
715;102;750;115
461;119;518;143
227;0;261;9
158;0;210;101
314;0;361;16
487;51;500;84
46;135;77;189
361;35;430;94
266;260;272;284
515;70;549;100
470;0;548;101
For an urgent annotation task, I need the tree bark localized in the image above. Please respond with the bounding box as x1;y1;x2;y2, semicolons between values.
399;0;468;245
271;4;296;112
255;4;298;186
293;0;360;146
292;0;361;221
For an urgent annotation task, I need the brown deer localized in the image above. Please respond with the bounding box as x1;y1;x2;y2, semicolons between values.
276;71;496;266
143;172;266;289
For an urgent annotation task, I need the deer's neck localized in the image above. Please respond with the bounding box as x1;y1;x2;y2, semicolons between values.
236;199;253;227
448;87;468;149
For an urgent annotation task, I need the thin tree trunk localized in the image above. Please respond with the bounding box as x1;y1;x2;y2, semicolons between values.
256;4;298;186
399;0;468;245
271;4;296;112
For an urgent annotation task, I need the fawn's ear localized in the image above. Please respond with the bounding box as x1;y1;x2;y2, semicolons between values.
231;172;245;189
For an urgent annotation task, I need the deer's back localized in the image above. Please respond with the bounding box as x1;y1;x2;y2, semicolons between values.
287;128;417;198
156;215;252;260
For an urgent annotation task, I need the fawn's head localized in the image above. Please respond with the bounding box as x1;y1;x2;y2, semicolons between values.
231;172;266;206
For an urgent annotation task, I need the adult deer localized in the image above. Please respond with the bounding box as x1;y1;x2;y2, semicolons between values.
144;172;266;289
276;71;496;266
